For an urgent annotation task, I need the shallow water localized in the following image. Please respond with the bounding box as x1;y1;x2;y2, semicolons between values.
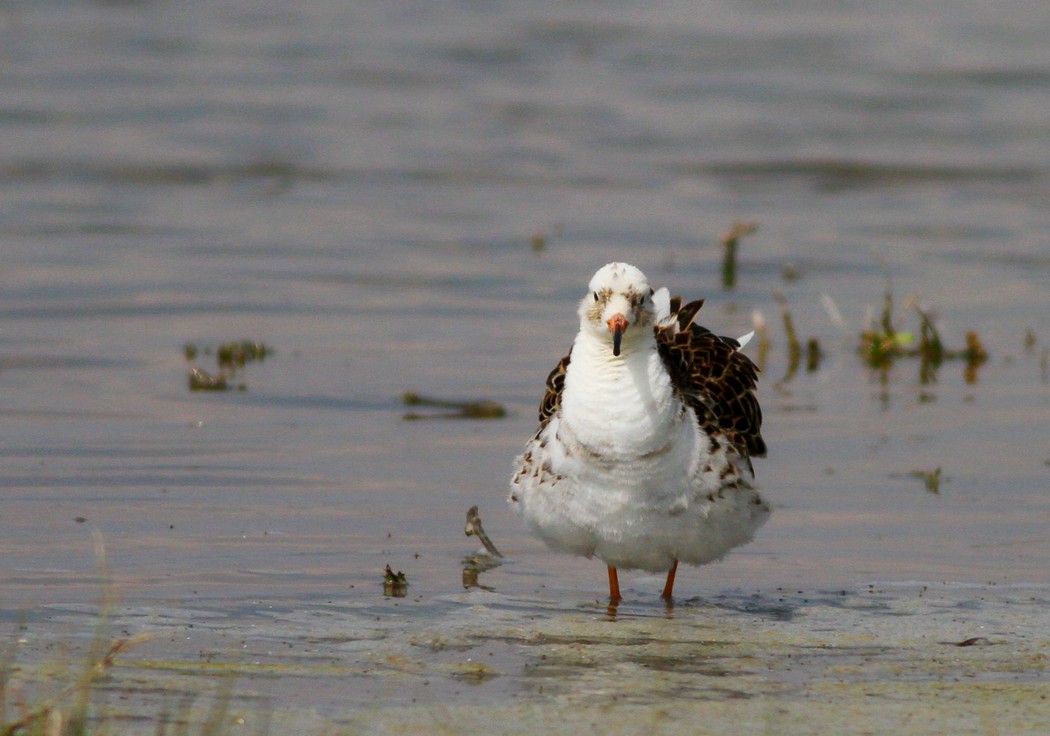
1;0;1048;731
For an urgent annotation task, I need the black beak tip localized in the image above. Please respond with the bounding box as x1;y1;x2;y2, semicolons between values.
613;328;623;356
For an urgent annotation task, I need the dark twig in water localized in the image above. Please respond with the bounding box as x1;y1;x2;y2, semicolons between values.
952;637;993;647
402;392;506;420
465;505;503;558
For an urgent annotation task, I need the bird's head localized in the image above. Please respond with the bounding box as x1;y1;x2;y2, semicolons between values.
578;262;655;357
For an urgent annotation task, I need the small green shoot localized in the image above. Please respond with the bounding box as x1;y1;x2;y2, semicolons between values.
772;290;802;383
720;221;758;290
383;565;408;598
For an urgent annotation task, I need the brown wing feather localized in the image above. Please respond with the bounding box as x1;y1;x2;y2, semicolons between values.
656;298;766;469
536;350;572;429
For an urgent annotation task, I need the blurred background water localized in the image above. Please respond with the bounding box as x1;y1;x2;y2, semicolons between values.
1;0;1047;619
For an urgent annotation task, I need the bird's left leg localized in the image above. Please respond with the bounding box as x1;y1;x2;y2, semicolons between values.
660;559;679;600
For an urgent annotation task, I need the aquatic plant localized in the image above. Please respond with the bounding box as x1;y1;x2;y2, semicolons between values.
401;392;506;420
859;292;987;384
183;341;272;392
2;537;255;736
383;565;408;598
769;291;822;384
908;467;943;494
720;221;758;290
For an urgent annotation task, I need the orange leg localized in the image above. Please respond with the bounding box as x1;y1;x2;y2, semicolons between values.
607;565;622;602
661;559;679;600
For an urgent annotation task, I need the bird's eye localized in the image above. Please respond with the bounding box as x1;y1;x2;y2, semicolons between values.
593;292;599;302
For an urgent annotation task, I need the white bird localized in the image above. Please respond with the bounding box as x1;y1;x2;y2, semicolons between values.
510;262;769;602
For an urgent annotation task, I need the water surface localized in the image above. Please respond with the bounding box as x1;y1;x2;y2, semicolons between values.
1;0;1048;731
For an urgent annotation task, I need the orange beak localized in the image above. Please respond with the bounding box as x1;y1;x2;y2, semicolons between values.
607;313;629;356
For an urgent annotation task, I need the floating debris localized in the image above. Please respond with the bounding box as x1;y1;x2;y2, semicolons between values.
215;340;272;369
383;565;408;597
720;221;758;290
402;391;506;420
531;232;547;253
952;636;993;647
187;367;228;392
464;505;503;558
908;467;943;494
184;340;272;392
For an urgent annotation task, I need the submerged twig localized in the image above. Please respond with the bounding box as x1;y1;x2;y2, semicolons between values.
462;506;503;591
464;505;503;558
402;392;506;420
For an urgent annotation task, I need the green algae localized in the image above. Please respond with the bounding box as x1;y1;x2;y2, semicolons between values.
183;340;272;392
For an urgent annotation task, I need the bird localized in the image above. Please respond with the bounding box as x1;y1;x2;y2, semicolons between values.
509;262;769;602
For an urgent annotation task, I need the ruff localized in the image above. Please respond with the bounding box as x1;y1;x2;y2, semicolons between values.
509;262;769;601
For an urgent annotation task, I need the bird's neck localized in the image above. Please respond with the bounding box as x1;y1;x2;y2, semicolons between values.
559;330;682;458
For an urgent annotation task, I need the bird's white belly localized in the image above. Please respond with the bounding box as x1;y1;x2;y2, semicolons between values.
511;412;766;572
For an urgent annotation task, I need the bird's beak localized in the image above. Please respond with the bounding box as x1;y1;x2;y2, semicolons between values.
607;313;629;356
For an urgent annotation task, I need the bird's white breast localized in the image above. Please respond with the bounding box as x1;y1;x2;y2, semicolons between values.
556;335;701;490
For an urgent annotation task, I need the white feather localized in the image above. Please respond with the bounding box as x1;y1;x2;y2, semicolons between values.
652;286;671;324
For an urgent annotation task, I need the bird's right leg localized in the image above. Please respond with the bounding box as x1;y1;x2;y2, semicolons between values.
607;565;622;602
